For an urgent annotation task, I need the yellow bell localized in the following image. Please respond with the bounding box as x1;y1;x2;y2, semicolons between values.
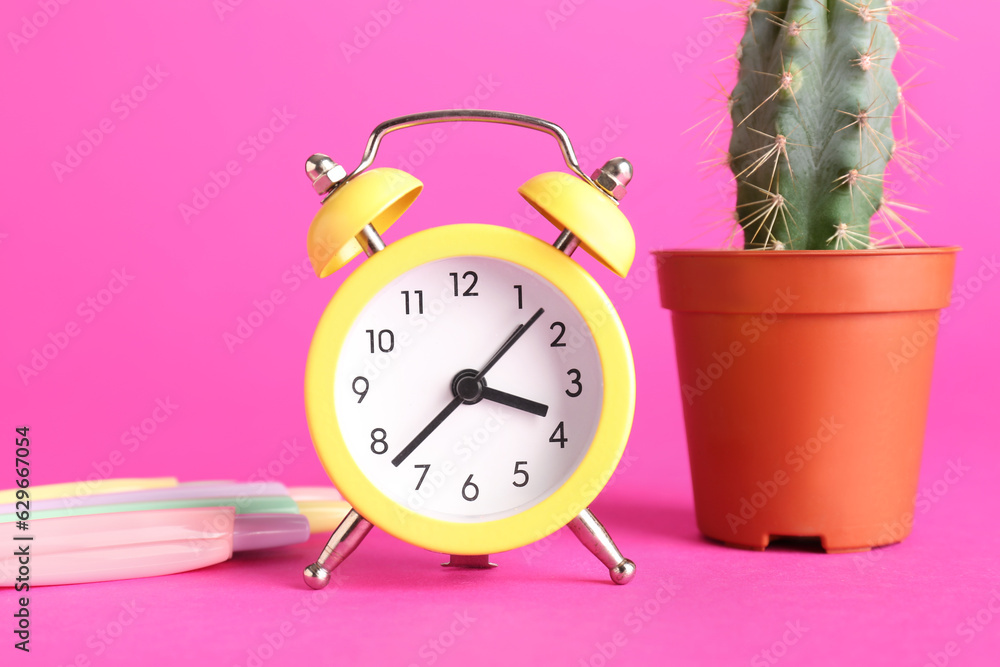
307;168;423;277
518;167;635;278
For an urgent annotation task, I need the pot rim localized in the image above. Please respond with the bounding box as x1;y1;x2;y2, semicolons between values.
655;246;960;314
652;246;961;258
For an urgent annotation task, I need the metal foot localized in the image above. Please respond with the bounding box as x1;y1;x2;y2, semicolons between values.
303;508;373;589
567;508;636;585
441;554;497;569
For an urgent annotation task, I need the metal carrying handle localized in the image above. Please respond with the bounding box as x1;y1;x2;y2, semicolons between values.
346;110;597;186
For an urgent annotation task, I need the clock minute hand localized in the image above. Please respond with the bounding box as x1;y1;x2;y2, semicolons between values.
390;307;545;468
391;396;463;468
475;307;544;380
480;387;548;417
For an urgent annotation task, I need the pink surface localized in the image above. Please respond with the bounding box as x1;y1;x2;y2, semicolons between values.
2;1;998;665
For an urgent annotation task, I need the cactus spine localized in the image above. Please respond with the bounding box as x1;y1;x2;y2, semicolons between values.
729;0;900;250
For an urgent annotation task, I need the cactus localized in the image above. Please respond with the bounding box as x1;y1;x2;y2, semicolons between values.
725;0;911;250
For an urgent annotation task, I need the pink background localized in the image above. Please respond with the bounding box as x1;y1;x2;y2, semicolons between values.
3;1;999;665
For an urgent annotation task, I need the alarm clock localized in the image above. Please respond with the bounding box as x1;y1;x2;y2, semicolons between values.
300;110;637;586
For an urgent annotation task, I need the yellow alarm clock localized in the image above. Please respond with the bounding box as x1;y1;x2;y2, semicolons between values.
301;110;637;586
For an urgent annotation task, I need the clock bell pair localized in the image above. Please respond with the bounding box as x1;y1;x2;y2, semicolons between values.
300;111;637;586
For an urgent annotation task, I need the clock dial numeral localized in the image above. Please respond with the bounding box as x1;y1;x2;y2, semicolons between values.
413;464;430;490
366;329;395;353
566;369;583;397
335;256;605;523
450;271;479;297
550;321;567;347
352;376;369;403
370;428;389;455
549;421;567;448
401;290;424;315
513;461;529;488
462;474;480;502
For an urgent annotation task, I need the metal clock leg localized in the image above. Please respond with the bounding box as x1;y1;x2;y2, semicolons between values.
303;508;373;589
568;508;636;585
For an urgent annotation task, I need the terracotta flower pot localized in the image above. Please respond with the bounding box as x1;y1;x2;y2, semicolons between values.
654;248;958;553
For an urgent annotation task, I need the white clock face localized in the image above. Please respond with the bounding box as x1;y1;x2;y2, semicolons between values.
332;256;604;523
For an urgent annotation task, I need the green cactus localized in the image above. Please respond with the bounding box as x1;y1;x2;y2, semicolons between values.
728;0;901;250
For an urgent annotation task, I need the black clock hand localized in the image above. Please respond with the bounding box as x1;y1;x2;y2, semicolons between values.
391;307;545;467
391;396;462;467
480;387;548;417
474;307;544;380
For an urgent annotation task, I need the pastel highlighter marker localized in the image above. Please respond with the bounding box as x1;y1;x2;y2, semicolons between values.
287;486;344;502
287;486;352;534
0;477;178;504
234;514;310;550
0;484;310;552
0;481;294;513
0;507;234;586
0;495;296;523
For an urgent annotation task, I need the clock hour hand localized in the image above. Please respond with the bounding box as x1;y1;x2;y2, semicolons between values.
480;387;548;417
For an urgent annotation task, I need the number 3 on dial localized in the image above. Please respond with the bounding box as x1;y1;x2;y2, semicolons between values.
566;369;582;397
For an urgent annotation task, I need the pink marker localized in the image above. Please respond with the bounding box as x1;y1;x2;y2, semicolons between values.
0;507;234;587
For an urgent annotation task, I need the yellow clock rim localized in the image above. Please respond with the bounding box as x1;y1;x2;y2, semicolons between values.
305;224;635;555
